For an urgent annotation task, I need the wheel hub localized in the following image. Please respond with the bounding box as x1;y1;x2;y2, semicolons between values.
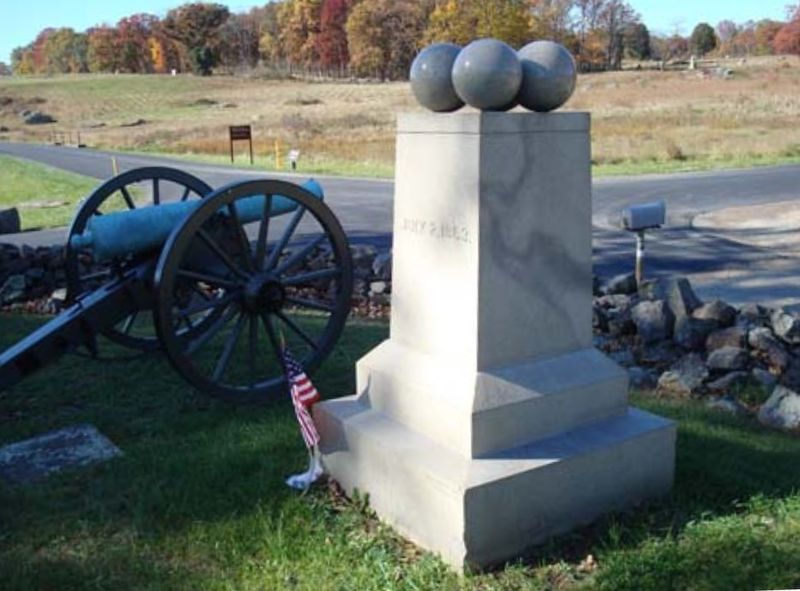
243;275;285;313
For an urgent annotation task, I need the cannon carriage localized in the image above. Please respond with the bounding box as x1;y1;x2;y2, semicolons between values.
0;167;354;403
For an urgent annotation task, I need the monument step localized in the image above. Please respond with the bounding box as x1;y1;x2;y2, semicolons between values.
356;340;630;457
315;397;675;570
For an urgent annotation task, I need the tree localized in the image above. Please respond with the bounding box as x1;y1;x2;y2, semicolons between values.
774;18;800;55
87;26;120;72
0;62;11;76
529;0;574;43
163;3;230;74
424;0;531;48
690;22;717;56
278;0;323;69
624;21;650;59
317;0;350;70
218;12;261;69
346;0;425;80
116;14;158;73
42;28;88;73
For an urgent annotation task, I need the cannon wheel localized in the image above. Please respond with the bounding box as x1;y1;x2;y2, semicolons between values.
154;179;353;402
65;167;213;352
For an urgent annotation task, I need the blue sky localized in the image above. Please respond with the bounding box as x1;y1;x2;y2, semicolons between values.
0;0;793;65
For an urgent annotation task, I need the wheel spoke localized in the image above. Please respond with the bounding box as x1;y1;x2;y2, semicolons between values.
282;267;340;286
79;269;111;283
177;269;240;290
275;310;319;351
197;229;250;280
227;202;255;272
263;205;306;271
255;195;273;270
248;314;258;375
121;311;138;335
186;303;238;355
260;313;286;374
119;186;136;209
285;295;335;313
152;178;160;205
180;186;192;202
273;234;327;276
180;291;237;317
212;312;247;382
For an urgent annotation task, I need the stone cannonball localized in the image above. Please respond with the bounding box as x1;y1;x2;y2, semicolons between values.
517;40;577;112
451;39;522;111
409;43;464;112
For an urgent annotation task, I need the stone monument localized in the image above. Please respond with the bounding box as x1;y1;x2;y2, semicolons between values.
314;41;675;571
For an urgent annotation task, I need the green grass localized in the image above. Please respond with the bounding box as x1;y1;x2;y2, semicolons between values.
1;314;799;590
130;147;395;179
0;155;98;230
593;152;800;178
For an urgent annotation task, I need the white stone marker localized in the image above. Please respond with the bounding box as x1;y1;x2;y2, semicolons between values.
315;112;676;570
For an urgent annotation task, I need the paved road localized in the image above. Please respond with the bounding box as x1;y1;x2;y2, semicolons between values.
2;142;800;307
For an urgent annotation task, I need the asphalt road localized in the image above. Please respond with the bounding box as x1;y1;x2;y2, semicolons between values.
2;142;800;306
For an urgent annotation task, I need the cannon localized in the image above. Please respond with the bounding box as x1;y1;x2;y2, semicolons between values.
0;167;354;403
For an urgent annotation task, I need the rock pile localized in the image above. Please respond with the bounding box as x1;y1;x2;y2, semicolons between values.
594;272;800;433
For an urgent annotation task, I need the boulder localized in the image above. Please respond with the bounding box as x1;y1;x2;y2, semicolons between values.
657;353;708;396
706;371;748;392
751;368;778;389
739;303;768;326
631;300;673;343
757;385;800;431
607;306;636;337
0;208;20;235
748;327;790;372
601;272;637;295
595;294;632;309
350;244;378;271
641;276;702;322
692;299;736;328
707;346;749;372
706;395;748;416
369;281;388;295
770;309;800;345
636;341;682;367
673;317;716;351
0;274;26;305
22;111;56;124
706;326;747;352
371;250;392;280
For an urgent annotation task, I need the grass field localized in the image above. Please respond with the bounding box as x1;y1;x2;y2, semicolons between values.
1;314;799;590
2;55;800;178
0;155;98;230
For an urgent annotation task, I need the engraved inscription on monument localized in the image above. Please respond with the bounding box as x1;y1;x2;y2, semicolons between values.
400;217;471;243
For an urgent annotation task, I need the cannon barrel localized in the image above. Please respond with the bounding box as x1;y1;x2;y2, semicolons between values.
70;178;324;261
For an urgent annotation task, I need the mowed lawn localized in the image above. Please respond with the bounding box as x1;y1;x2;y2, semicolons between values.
0;155;99;230
1;314;799;590
3;55;800;178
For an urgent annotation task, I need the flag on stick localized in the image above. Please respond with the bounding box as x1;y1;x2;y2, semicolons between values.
281;345;324;490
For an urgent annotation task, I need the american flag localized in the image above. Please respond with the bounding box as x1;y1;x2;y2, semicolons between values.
282;348;321;449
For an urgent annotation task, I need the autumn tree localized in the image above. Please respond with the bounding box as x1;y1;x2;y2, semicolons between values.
424;0;531;48
116;14;158;73
278;0;323;70
163;3;230;74
347;0;425;80
690;22;717;56
317;0;350;71
87;26;119;72
42;28;88;73
774;10;800;55
529;0;574;43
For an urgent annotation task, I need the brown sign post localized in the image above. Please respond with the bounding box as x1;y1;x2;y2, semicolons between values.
229;125;254;164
